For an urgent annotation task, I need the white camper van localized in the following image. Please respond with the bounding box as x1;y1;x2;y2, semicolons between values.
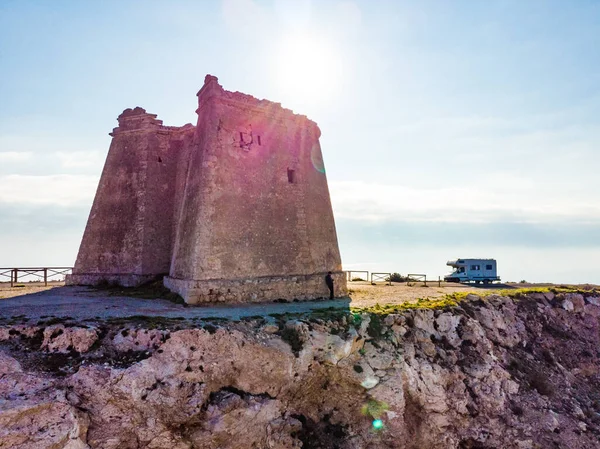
444;259;500;284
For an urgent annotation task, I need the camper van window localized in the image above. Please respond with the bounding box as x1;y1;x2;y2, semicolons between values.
458;267;465;273
458;260;464;263
470;265;480;271
486;264;493;270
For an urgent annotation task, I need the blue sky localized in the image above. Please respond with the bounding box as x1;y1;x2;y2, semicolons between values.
1;0;599;283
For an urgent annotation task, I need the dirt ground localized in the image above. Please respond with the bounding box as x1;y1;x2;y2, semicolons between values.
1;280;521;305
345;280;511;307
0;282;62;300
0;279;593;322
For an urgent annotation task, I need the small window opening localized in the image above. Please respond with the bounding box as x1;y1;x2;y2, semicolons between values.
257;135;261;146
239;132;244;147
287;168;295;184
157;156;162;163
486;264;493;270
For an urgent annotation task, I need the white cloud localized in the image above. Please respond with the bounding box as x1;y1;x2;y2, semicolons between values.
0;151;32;162
0;174;98;207
329;180;600;224
56;151;105;169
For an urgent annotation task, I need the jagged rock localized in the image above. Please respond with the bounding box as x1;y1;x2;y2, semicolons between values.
187;392;302;448
284;320;310;345
363;342;395;371
435;313;462;347
0;352;90;449
0;401;90;449
565;293;585;312
309;328;357;365
584;304;600;318
111;327;168;351
587;296;600;306
262;324;279;334
0;350;22;374
562;299;575;311
0;325;40;341
357;314;370;337
42;325;98;353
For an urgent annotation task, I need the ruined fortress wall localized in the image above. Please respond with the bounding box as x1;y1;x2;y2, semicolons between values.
69;109;193;286
140;127;194;276
69;76;346;303
164;76;345;303
167;98;216;281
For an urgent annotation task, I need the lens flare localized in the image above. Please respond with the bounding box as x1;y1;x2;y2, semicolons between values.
310;143;326;173
273;32;343;107
372;419;384;430
360;377;379;389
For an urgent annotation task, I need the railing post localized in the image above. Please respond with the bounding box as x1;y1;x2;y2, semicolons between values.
438;276;441;287
12;269;17;287
44;268;48;286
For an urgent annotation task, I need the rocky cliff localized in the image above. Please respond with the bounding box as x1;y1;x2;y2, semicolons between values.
1;289;599;448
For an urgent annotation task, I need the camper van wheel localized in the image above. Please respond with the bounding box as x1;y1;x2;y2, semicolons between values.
483;279;490;285
475;280;481;284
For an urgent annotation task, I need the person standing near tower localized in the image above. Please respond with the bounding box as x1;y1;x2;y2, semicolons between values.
325;272;334;299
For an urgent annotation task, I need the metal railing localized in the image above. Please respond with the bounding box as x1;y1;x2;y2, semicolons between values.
0;267;73;287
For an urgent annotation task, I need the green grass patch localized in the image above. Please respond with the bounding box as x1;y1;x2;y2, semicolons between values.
492;285;594;299
350;286;598;318
351;296;460;316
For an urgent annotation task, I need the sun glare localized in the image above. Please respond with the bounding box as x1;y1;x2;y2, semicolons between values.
274;32;343;107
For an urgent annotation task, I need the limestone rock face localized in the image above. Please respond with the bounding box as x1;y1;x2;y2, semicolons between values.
0;352;90;449
1;290;600;448
111;327;169;352
42;325;98;353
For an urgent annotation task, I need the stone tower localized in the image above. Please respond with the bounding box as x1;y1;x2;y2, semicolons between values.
68;75;346;304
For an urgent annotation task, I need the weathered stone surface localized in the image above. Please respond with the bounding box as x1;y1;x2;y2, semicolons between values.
565;293;586;312
0;325;40;341
0;291;599;448
562;299;575;311
0;401;90;449
111;327;168;352
0;350;22;374
0;352;90;449
586;296;600;306
42;325;98;353
68;74;346;304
